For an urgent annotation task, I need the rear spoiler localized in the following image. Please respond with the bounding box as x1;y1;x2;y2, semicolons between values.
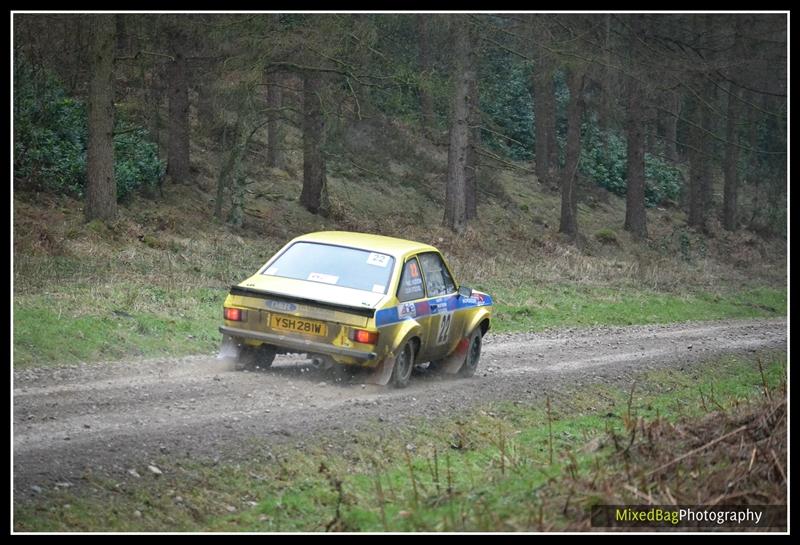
229;285;376;318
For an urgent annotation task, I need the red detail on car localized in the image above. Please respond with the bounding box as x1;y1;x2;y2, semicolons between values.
350;329;379;345
224;307;246;321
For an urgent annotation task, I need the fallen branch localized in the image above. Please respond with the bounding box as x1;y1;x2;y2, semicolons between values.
476;148;536;175
646;425;749;477
622;484;654;504
770;448;786;483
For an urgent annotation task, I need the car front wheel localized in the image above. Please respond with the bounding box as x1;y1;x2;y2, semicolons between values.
458;329;482;378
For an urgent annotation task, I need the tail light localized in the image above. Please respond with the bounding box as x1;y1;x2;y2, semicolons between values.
224;307;247;321
349;328;379;345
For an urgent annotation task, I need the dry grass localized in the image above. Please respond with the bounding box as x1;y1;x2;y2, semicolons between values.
549;390;788;530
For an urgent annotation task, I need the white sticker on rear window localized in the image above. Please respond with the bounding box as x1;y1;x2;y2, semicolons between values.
372;284;385;293
308;272;339;284
264;266;278;275
366;252;390;267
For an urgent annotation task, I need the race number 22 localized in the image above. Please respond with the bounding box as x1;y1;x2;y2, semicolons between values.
436;314;452;344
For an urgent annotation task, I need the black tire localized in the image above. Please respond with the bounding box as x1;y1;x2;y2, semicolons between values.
390;340;415;388
458;329;482;378
236;344;277;371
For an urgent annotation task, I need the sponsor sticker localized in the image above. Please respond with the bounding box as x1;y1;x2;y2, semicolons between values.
266;300;297;312
429;297;449;314
307;272;339;284
367;252;391;267
398;302;417;319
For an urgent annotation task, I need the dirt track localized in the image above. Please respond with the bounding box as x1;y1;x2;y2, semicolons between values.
13;318;786;497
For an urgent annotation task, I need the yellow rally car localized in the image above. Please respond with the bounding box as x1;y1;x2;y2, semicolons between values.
219;231;492;387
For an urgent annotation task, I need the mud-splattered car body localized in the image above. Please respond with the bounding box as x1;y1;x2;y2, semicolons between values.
219;231;492;387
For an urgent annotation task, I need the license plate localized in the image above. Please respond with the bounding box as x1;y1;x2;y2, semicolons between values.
270;314;328;336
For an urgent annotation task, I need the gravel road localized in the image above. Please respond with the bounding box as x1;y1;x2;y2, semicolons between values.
13;318;786;497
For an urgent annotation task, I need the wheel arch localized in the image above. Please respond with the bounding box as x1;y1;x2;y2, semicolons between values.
479;317;490;336
463;308;492;339
389;321;424;362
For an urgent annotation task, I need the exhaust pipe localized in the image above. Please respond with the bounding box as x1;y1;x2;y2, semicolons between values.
309;355;335;371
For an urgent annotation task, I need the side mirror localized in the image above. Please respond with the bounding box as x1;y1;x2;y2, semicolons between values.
458;285;473;298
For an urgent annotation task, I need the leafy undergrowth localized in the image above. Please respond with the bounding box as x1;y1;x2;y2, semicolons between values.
14;351;787;532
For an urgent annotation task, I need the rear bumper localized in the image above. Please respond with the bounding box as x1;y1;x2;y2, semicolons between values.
219;325;377;361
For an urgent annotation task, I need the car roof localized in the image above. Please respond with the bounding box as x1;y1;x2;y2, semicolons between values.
292;231;439;259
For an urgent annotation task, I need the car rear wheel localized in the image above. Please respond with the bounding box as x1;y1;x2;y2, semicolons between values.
458;329;482;378
236;344;276;371
390;341;415;388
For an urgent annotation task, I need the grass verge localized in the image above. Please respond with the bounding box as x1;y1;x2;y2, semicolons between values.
486;284;786;333
12;242;786;368
14;350;787;532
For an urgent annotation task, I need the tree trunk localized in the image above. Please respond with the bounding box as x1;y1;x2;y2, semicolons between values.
266;71;285;169
664;91;680;163
722;82;741;231
300;71;329;215
443;17;474;233
747;93;762;227
599;14;613;133
214;125;228;220
85;15;117;223
69;18;83;95
228;148;246;228
196;81;215;132
195;60;216;133
531;49;553;185
624;75;648;239
465;65;479;221
546;70;559;176
115;15;127;53
687;95;708;231
558;68;584;238
417;15;436;132
699;83;716;214
214;121;238;220
167;28;190;184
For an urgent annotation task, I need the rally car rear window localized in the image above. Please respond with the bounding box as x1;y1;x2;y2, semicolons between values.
261;242;395;294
